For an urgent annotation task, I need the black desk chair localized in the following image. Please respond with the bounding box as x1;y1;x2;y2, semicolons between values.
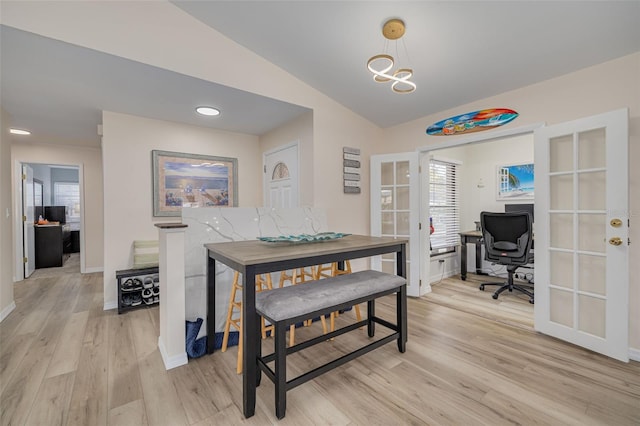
479;211;534;304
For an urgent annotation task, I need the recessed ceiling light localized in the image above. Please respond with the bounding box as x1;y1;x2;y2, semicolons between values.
196;106;220;116
10;128;31;135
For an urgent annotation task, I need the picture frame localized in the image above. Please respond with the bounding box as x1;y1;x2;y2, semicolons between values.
496;162;534;200
152;150;238;217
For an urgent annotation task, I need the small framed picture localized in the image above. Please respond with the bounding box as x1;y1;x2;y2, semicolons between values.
497;163;534;200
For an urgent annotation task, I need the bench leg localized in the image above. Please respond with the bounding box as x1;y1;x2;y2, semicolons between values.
367;300;375;337
275;322;287;419
397;285;407;353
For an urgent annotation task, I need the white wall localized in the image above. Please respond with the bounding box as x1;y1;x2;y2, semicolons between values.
0;108;15;321
101;111;262;309
434;134;534;232
11;142;104;274
382;52;640;350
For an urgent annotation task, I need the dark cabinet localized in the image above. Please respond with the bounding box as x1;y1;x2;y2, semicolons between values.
34;224;71;268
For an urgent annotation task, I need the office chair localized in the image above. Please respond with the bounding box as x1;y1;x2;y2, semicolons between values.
479;211;534;304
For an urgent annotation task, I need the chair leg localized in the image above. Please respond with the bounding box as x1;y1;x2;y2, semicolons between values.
480;267;534;303
223;272;275;374
289;324;295;347
236;304;243;375
222;271;241;352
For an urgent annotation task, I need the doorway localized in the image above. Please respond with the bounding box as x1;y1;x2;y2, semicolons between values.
417;109;630;362
14;162;84;280
420;131;536;328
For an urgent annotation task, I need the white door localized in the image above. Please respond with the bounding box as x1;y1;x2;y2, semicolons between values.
371;153;422;297
22;164;35;278
534;109;629;362
263;143;299;208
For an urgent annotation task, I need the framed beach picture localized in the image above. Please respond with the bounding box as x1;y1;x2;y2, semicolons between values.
497;163;534;200
152;150;238;217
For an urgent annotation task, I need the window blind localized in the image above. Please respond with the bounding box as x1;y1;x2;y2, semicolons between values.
429;159;460;254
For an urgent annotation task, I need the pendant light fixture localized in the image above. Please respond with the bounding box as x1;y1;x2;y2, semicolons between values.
367;18;416;94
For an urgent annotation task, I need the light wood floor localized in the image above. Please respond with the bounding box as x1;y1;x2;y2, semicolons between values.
2;264;639;425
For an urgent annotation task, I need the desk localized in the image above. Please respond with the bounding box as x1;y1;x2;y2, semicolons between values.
205;234;407;418
459;230;487;281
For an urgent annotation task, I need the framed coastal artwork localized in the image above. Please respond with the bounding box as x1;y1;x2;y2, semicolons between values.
497;163;534;200
152;150;238;217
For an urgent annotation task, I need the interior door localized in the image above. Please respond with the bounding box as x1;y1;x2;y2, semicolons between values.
263;143;299;208
22;164;35;278
371;153;422;297
534;109;629;362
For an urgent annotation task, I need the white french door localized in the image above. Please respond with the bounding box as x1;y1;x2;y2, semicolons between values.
371;153;422;297
534;109;629;362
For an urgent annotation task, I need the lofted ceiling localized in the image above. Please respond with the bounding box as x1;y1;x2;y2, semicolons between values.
1;1;639;147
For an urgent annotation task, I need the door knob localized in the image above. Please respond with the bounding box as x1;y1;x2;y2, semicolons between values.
610;218;622;228
608;237;623;246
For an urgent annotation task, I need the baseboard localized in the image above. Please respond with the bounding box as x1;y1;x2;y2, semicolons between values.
0;301;16;322
83;266;104;274
629;347;640;362
103;301;118;311
158;337;188;370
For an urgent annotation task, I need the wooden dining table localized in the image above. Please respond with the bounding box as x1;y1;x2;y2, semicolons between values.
205;234;407;418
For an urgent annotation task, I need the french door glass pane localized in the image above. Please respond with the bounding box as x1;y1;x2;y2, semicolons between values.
550;135;573;172
550;288;573;327
550;214;573;249
381;163;394;185
578;295;606;338
381;187;393;210
550;251;573;289
396;187;410;210
396;212;410;236
578;128;606;169
578;172;606;210
578;214;606;253
578;254;606;295
550;174;573;210
381;212;394;235
395;161;410;184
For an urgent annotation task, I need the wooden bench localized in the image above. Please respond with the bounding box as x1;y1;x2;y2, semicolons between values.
255;269;407;419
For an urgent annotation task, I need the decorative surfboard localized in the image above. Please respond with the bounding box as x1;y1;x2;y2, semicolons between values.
426;108;518;136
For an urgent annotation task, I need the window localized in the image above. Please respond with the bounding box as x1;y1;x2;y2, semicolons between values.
54;182;80;222
429;159;460;255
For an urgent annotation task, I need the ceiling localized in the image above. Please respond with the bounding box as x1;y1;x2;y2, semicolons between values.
2;1;639;147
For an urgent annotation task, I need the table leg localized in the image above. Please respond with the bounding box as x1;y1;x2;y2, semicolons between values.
396;245;407;352
460;236;468;280
242;266;257;418
475;241;483;275
206;255;216;354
